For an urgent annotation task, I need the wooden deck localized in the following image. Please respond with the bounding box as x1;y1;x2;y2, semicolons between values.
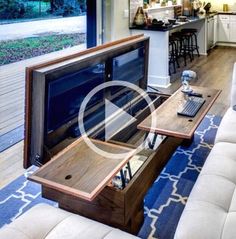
0;44;86;188
0;45;236;189
0;44;86;136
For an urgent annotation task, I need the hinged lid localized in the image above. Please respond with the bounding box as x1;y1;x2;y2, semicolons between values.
28;138;136;201
24;35;150;169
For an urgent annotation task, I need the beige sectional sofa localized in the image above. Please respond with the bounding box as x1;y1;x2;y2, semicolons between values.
174;63;236;239
0;204;140;239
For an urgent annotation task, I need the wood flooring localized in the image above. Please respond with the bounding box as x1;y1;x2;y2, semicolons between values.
0;46;235;189
0;45;86;188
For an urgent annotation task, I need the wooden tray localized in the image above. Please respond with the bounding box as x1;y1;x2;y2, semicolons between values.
28;138;136;201
138;86;221;139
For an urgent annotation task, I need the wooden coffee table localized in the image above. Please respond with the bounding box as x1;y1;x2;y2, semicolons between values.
138;86;221;139
28;86;220;235
29;136;182;234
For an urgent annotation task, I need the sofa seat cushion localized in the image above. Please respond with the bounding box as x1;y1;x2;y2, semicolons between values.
174;142;236;239
0;204;140;239
215;107;236;144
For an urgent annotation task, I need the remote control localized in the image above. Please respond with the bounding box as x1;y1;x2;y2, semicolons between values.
188;92;203;97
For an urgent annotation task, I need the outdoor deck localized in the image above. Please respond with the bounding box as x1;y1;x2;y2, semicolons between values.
0;44;86;187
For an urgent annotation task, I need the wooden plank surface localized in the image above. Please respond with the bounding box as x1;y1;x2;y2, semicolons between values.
0;141;25;189
29;138;136;201
138;86;221;139
0;44;87;136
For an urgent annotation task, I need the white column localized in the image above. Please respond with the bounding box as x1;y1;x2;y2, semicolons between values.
132;30;171;88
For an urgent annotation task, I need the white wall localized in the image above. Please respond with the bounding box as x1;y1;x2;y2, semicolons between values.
102;0;131;42
210;0;236;11
111;0;131;41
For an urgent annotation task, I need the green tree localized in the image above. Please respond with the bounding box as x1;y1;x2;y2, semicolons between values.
0;0;26;19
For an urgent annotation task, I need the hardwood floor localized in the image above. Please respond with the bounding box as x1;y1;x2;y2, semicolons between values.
160;46;236;116
0;44;86;136
0;46;235;189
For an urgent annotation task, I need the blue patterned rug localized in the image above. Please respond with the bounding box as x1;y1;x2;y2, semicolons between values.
0;114;221;239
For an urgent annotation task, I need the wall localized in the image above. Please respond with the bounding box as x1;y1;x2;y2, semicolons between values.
210;0;236;11
110;0;131;41
103;0;112;42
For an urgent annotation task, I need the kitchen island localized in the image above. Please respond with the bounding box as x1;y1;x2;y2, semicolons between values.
130;16;207;88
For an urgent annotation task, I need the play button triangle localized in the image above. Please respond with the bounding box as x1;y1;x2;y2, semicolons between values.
105;99;136;141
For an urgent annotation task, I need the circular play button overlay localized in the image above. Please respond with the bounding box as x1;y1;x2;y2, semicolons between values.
78;81;157;159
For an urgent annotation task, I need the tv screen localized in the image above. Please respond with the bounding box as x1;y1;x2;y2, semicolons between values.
46;63;105;133
111;46;145;95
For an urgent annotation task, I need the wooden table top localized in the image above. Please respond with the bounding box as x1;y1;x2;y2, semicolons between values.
28;138;136;201
138;86;221;139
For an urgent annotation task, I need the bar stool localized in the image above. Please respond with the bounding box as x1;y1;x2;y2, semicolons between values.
169;35;180;75
181;28;200;59
171;31;192;66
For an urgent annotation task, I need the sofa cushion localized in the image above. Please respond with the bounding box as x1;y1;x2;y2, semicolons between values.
231;62;236;107
0;204;140;239
215;107;236;144
174;142;236;239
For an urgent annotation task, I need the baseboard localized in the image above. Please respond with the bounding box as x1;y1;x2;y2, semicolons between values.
216;42;236;47
148;75;171;88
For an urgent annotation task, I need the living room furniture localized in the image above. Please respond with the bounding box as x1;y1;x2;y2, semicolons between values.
24;35;182;234
0;204;140;239
174;63;236;239
138;86;221;139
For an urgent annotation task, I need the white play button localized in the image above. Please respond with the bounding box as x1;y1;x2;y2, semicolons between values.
104;99;137;141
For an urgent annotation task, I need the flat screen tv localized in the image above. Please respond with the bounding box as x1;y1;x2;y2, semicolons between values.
25;35;149;167
111;46;145;96
46;63;105;133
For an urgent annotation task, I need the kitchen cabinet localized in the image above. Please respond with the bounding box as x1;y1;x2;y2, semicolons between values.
218;14;236;43
218;15;230;42
229;22;236;42
207;16;214;50
213;15;218;44
229;15;236;42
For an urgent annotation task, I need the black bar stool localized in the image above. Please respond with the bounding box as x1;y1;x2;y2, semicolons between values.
169;35;180;75
172;31;192;66
181;28;200;59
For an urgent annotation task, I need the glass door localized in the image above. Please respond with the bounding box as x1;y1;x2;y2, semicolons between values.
87;1;97;48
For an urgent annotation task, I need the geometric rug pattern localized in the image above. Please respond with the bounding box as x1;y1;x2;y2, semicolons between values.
0;166;55;228
138;114;222;239
0;114;221;239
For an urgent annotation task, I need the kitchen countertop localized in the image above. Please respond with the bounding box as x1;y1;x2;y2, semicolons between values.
218;11;236;15
130;11;236;32
130;16;206;32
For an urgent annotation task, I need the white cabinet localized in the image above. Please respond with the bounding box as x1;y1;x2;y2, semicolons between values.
229;22;236;42
218;15;230;42
207;16;214;50
213;15;218;44
218;14;236;43
229;16;236;42
218;21;230;41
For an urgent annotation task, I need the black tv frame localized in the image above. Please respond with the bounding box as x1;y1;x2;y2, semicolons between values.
24;36;149;168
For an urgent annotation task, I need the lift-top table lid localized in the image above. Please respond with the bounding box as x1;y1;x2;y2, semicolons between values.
138;86;221;139
28;138;137;201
